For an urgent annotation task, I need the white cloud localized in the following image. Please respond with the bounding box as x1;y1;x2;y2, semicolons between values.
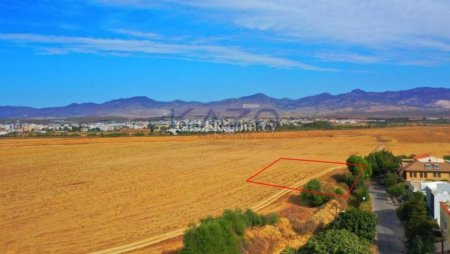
0;33;332;71
315;52;382;64
94;0;450;51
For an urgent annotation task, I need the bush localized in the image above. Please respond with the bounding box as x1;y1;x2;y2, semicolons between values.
444;155;450;161
100;132;128;137
345;174;364;189
353;185;369;202
298;229;370;254
387;183;407;197
397;154;416;159
346;155;372;179
181;218;239;254
334;188;344;195
280;247;297;254
180;209;276;254
384;172;402;187
300;179;330;207
365;150;401;176
244;209;265;227
266;213;280;225
397;192;438;254
332;208;377;242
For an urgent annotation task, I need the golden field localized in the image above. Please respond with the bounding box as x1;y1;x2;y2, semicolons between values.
1;126;450;253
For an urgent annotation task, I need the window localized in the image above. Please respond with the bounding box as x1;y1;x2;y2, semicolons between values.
424;172;428;178
413;172;417;177
409;172;413;178
420;172;423;178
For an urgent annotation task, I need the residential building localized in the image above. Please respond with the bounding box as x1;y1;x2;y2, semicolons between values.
425;182;450;225
408;181;447;193
398;160;450;181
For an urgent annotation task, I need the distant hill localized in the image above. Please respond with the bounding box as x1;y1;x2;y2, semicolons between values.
1;87;450;119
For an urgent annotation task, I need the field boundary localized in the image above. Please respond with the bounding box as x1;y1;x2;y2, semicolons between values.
89;164;347;254
246;157;366;199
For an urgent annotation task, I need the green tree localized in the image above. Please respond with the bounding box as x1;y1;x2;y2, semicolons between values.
300;179;330;207
387;183;407;197
332;209;377;242
384;172;402;187
298;229;370;254
346;155;372;179
365;150;401;176
397;192;438;254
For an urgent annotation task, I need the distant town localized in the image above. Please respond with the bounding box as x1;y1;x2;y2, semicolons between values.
0;116;448;137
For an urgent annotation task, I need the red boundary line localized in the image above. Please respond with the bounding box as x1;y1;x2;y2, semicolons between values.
246;157;366;200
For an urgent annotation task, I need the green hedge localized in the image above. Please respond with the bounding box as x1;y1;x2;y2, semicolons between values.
181;209;278;254
298;229;370;254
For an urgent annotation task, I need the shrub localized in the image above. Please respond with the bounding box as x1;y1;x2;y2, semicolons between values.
334;188;344;195
365;150;401;176
280;247;297;254
100;132;128;137
298;229;370;254
345;174;364;189
384;172;402;187
180;209;276;254
181;218;239;254
332;208;377;241
353;185;369;202
397;192;438;254
397;154;416;159
244;209;265;227
346;155;372;179
300;179;330;207
444;155;450;161
266;213;280;225
387;183;407;197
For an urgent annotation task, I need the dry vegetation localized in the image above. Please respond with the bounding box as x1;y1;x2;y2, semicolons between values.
1;126;450;253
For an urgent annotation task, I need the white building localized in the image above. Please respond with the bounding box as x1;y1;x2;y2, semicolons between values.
415;154;446;163
425;182;450;225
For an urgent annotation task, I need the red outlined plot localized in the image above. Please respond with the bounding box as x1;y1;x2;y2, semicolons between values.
246;157;366;200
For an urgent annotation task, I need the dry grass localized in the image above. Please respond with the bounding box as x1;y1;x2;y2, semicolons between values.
1;126;450;253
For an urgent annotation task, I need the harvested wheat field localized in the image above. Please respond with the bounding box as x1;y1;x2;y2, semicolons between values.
1;126;450;253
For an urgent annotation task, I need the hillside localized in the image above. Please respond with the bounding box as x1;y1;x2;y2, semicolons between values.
0;87;449;119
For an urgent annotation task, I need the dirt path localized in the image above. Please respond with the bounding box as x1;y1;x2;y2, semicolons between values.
90;166;344;254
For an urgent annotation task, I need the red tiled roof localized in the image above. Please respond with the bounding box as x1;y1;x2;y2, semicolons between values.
441;202;450;216
414;154;431;160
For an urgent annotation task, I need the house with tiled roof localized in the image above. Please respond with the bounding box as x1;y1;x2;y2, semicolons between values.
398;155;450;181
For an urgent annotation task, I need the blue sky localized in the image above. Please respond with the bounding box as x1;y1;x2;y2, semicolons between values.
1;0;450;107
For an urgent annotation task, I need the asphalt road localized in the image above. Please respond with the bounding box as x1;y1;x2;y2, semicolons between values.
369;182;406;254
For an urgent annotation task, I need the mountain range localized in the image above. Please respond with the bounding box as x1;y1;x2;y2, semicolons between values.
1;87;450;119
